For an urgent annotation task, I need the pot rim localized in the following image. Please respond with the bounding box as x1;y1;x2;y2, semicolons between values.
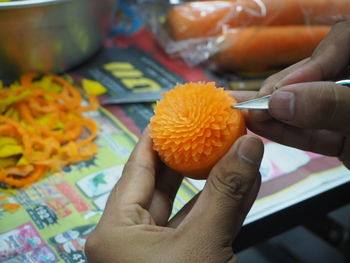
0;0;72;9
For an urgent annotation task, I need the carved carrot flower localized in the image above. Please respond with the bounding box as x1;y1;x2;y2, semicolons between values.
149;82;246;179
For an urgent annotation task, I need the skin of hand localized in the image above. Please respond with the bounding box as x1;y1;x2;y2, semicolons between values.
231;20;350;168
85;131;264;263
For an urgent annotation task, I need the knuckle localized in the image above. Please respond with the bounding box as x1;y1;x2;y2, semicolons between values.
263;74;277;86
301;84;337;128
279;124;290;148
327;84;340;124
262;74;281;92
124;159;154;176
312;83;347;131
209;168;249;202
121;204;153;225
305;130;320;154
315;84;336;115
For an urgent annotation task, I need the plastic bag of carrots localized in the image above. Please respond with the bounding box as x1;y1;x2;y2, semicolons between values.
145;0;350;72
0;74;99;188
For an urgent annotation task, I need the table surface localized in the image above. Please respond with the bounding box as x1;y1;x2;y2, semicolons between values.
1;25;350;263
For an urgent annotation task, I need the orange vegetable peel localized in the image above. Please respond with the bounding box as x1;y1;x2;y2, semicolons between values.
0;73;99;188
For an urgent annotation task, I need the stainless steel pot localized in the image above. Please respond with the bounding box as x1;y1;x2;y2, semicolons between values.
0;0;116;79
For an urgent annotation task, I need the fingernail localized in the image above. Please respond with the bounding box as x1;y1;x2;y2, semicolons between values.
270;91;295;121
238;136;262;165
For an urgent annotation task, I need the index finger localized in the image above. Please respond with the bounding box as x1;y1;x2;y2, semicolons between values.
276;21;350;88
228;90;257;103
113;130;159;211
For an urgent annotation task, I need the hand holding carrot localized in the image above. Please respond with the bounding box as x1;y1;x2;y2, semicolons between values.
85;131;263;262
232;21;350;168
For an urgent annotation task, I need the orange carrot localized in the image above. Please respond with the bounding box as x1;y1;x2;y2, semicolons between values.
51;75;82;109
77;118;99;147
167;0;350;41
2;203;21;213
0;115;33;158
214;25;330;72
0;165;47;188
20;72;38;89
167;1;235;40
149;82;246;179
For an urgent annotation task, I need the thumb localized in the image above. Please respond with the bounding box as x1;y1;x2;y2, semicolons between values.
268;81;350;132
178;135;264;242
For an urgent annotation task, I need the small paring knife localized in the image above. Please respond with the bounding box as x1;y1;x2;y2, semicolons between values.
232;79;350;110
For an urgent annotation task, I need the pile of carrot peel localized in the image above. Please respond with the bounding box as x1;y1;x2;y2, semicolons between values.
0;73;99;188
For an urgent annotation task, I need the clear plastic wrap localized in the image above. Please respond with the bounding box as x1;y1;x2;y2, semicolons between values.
142;0;350;73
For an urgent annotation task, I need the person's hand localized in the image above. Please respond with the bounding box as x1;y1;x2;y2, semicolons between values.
85;131;264;263
232;20;350;168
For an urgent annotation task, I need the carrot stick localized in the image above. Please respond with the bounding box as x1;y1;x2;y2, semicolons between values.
0;125;17;136
2;203;21;213
28;96;59;114
78;95;99;112
20;73;38;89
1;165;47;188
16;102;36;126
51;75;82;109
77;118;98;147
167;0;350;41
214;25;331;72
2;165;34;178
0;115;33;158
